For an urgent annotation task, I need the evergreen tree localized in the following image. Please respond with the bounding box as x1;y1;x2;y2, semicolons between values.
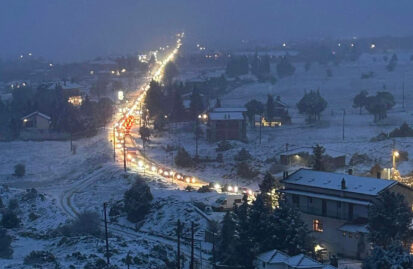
276;56;295;78
365;92;395;122
353;90;368;114
245;99;264;126
233;196;255;268
266;95;275;121
296;90;328;122
189;88;204;120
266;200;313;256
163;61;179;85
259;172;280;209
145;80;165;118
363;243;413;269
217;212;239;265
368;191;413;248
170;89;186;122
249;194;272;252
139;126;151;143
214;98;221;108
123;177;153;223
312;144;325;171
0;229;13;258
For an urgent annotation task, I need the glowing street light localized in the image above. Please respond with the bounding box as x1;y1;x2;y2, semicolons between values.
370;43;376;49
393;150;399;169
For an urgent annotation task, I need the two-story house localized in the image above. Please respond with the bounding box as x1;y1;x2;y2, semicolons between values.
281;168;413;259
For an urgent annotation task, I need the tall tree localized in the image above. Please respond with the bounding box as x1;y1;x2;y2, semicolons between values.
189;88;204;120
259;172;280;209
163;61;179;85
245;99;264;126
217;212;239;265
368;191;413;248
312;144;325;171
266;95;275;121
353;90;368;114
296;90;327;122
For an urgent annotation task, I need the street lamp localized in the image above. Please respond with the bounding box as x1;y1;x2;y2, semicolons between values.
393;150;399;169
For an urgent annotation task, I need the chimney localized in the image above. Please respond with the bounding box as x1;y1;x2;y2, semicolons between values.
348;169;353;175
341;178;346;190
376;172;381;179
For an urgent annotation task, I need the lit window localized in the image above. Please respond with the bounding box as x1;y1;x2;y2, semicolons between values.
410;243;413;254
342;232;346;237
313;219;323;232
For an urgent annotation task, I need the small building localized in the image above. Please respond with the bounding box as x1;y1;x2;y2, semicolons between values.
21;111;51;130
254;249;336;269
281;168;413;259
256;96;291;127
207;107;247;142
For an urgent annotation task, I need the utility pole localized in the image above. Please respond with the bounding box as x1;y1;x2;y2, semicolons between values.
177;220;182;269
113;128;116;161
402;74;405;110
195;117;199;158
70;131;73;152
342;109;346;141
190;222;195;269
123;136;127;172
103;203;110;266
259;113;262;145
212;231;216;269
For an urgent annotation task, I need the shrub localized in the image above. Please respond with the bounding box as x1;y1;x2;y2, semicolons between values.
216;140;233;152
124;177;153;223
174;148;194;168
236;162;259;179
185;185;195;192
24;250;56;265
389;123;413;138
234;148;252;161
71;211;101;236
198;185;212;193
1;210;20;228
8;199;19;210
14;164;25;177
22;188;38;201
0;229;13;258
0;197;3;208
28;212;40;221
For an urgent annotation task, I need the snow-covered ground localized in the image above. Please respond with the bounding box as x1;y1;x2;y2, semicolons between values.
146;51;413;193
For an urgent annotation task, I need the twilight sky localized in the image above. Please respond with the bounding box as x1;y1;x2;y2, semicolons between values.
1;0;412;62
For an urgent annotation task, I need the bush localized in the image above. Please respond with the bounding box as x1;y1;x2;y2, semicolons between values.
185;185;195;192
236;162;259;179
0;229;13;258
8;199;18;210
234;148;252;161
28;212;40;221
349;153;372;166
389;123;413;138
14;164;25;177
216;140;233;152
124;177;153;223
1;210;20;228
24;250;56;265
174;148;194;168
198;185;212;193
72;211;101;236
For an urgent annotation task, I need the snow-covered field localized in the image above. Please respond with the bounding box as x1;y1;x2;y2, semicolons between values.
146;51;413;192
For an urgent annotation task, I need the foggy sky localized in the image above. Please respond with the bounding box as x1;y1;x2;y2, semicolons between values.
1;0;413;62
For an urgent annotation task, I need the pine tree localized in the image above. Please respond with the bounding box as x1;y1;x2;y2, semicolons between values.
0;229;13;258
363;243;412;269
268;200;313;256
368;191;413;248
312;144;325;171
217;212;239;265
259;172;280;209
189;88;204;120
266;95;275;121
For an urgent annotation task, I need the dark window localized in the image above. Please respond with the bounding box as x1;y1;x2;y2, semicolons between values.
348;204;354;220
322;200;327;216
292;195;299;206
234;199;242;203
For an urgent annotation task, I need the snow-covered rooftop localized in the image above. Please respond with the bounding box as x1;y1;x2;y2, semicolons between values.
339;224;369;234
21;111;51;121
283;169;397;196
209;112;244;121
256;249;336;268
213;107;247;113
282;190;371;206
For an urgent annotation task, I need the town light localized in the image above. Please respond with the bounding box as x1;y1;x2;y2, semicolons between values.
118;90;124;101
370;43;376;49
393;151;399;157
